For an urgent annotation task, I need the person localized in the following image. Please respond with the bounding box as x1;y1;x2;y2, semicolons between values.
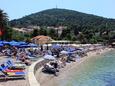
43;61;59;76
50;61;59;72
60;56;67;67
19;52;31;66
24;58;31;66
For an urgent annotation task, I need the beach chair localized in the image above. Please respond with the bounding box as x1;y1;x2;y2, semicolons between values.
1;63;24;71
0;65;25;75
6;59;26;69
1;63;25;72
0;67;25;80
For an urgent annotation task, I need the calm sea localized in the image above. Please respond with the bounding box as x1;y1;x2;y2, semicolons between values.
60;50;115;86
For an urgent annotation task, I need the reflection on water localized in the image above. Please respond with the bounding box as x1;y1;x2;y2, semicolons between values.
61;50;115;86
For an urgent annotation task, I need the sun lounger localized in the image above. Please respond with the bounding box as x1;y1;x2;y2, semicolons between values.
0;67;25;80
1;64;24;72
6;59;26;69
0;65;25;75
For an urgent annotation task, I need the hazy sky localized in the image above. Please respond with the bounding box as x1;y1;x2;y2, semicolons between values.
0;0;115;20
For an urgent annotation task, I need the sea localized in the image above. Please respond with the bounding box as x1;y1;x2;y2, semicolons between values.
60;50;115;86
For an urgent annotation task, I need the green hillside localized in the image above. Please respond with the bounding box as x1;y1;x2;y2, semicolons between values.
10;8;115;28
9;8;115;43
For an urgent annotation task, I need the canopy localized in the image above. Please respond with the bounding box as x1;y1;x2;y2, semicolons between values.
44;55;55;60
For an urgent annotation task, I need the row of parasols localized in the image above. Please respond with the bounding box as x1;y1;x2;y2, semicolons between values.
0;40;37;47
44;44;83;60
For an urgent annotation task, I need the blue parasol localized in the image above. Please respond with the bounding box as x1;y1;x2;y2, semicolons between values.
9;40;20;46
44;55;55;60
0;43;3;47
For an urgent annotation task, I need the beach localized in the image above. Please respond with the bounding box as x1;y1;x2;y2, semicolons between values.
35;48;113;86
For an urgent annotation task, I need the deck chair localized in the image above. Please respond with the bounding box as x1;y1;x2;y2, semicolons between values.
0;66;25;75
0;67;25;80
1;64;24;72
6;59;25;69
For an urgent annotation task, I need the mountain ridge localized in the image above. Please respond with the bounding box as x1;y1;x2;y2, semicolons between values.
10;8;115;28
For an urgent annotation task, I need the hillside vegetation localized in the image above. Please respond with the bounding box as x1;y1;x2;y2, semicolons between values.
10;8;115;27
9;8;115;43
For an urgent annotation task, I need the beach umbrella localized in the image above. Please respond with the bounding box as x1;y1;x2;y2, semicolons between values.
9;40;18;44
18;45;29;48
28;43;37;47
2;41;9;45
9;40;18;45
0;41;3;44
18;43;37;48
60;50;68;54
66;47;76;52
31;35;53;51
0;43;3;47
52;44;61;49
9;40;20;46
43;55;55;60
18;41;27;45
10;43;20;46
31;35;53;44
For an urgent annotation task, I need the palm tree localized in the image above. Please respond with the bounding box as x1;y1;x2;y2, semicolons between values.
0;9;8;39
0;9;8;26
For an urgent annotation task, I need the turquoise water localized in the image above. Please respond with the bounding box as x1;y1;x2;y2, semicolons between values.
61;50;115;86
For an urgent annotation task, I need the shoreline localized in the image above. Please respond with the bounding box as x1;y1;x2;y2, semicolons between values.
35;48;113;86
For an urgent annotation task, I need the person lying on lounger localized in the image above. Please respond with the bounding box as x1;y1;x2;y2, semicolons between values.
42;61;59;76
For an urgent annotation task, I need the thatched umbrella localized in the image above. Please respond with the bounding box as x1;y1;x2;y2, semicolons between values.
31;35;53;51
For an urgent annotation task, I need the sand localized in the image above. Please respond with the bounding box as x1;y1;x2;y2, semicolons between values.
35;48;113;86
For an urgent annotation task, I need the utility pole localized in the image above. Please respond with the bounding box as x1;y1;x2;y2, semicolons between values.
55;0;57;9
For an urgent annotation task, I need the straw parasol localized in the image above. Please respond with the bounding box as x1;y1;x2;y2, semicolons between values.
31;35;53;44
31;35;53;51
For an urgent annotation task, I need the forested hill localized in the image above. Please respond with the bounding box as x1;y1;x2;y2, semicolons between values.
10;8;115;28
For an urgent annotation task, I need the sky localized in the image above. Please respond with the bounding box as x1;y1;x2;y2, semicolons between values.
0;0;115;20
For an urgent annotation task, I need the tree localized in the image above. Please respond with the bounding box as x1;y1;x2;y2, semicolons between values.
0;9;8;39
60;28;71;39
31;29;39;37
12;30;24;41
77;32;87;44
0;9;13;40
39;27;47;36
3;26;13;41
47;29;57;39
71;35;77;41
